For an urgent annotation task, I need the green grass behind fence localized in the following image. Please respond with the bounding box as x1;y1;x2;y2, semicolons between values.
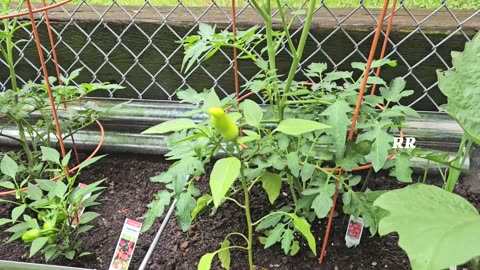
66;0;479;9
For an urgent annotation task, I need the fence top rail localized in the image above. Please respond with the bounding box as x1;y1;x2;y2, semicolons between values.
21;3;479;32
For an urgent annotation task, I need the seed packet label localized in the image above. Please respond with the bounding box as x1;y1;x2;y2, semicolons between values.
109;218;143;270
345;215;364;248
69;183;91;228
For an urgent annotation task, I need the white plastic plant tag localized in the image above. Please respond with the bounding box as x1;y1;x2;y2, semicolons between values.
109;218;143;270
449;266;457;270
345;215;364;248
69;183;91;228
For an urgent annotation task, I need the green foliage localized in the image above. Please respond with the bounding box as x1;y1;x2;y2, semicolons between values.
142;1;421;269
435;32;480;192
437;32;480;144
1;147;105;261
374;184;480;270
261;173;282;204
142;118;197;134
0;3;120;262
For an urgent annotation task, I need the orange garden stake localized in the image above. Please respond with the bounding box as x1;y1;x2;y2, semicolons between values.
319;0;397;264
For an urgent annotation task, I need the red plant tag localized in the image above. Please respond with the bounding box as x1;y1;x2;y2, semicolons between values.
345;215;364;248
109;218;143;270
69;183;91;228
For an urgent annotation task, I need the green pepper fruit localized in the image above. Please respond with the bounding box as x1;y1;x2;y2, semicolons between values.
56;212;66;223
208;108;239;141
47;235;57;245
41;219;57;237
43;219;56;231
21;228;41;243
38;212;46;222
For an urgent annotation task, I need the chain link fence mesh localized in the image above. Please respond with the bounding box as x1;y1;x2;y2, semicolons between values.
0;1;478;111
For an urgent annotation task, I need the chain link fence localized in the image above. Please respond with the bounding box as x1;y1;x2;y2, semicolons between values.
1;1;478;111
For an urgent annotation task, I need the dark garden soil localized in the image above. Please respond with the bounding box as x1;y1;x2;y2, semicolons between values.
1;152;479;270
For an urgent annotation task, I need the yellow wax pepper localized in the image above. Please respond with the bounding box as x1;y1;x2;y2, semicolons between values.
208;108;239;141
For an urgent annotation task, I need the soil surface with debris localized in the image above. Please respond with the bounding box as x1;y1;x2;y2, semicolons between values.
0;152;479;270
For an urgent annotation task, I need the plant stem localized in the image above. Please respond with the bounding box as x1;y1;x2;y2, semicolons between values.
263;5;280;120
4;18;18;92
235;144;254;270
445;133;468;192
8;115;34;167
285;99;333;105
287;174;298;212
252;211;289;226
225;197;245;209
279;0;317;120
422;160;430;184
225;232;249;243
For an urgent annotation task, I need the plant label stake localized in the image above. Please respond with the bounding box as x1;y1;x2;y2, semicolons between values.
109;218;143;270
69;183;91;228
345;215;364;248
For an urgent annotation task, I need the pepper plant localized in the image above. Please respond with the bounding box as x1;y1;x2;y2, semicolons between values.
0;0;122;195
142;0;421;269
0;0;121;261
0;147;105;261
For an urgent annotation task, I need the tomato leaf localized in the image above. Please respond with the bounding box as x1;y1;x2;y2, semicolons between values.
274;119;330;136
290;214;316;255
261;173;282;204
264;224;284;248
321;99;352;160
142;190;171;233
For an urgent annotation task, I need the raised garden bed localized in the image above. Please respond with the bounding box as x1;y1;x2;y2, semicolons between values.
1;152;479;269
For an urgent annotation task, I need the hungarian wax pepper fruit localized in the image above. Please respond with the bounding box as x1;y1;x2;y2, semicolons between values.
208;108;239;141
21;228;41;243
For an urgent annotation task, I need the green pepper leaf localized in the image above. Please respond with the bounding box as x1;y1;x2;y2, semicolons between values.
210;157;241;208
142;118;197;134
1;154;18;180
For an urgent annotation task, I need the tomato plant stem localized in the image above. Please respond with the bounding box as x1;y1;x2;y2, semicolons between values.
279;0;317;120
287;174;298;212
